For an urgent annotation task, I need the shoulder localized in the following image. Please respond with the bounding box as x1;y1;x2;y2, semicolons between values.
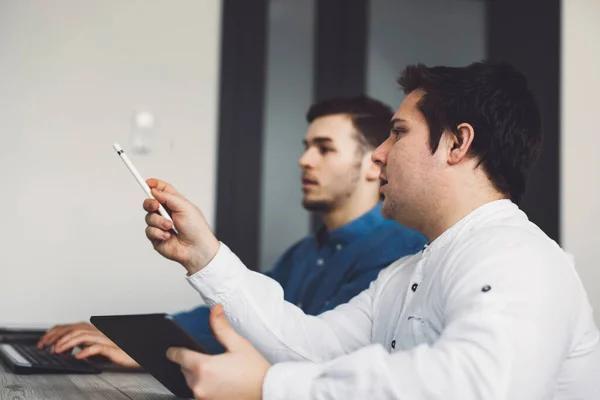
442;219;581;305
454;220;565;269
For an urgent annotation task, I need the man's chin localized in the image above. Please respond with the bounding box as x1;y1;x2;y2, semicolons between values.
302;199;333;212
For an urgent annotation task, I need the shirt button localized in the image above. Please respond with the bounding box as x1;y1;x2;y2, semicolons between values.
316;258;324;266
411;283;418;292
391;340;396;349
296;302;303;308
335;244;343;251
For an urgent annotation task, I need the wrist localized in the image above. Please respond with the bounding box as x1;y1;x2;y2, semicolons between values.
184;237;220;275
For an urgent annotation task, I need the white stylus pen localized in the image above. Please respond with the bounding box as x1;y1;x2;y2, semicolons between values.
112;143;178;234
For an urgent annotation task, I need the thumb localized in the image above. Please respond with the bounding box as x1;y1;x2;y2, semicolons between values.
151;188;187;213
209;304;245;352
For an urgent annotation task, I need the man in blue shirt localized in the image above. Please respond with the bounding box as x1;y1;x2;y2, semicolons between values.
38;96;426;365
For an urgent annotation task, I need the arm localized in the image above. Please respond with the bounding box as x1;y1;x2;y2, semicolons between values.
263;243;581;400
172;245;292;355
141;180;375;364
188;243;379;364
141;179;381;364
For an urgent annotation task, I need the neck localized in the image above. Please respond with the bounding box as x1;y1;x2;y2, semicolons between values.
419;179;507;242
322;187;380;231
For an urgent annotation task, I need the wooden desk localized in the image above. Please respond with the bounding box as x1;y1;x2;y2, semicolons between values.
0;362;181;399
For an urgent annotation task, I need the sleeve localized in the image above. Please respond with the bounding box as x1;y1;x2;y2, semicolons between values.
186;243;379;364
173;242;302;355
262;240;582;400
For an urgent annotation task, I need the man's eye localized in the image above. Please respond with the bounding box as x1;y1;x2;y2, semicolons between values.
319;147;332;154
391;128;407;140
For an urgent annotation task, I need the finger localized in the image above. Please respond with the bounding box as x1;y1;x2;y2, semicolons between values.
209;304;247;352
55;332;109;354
38;326;67;346
151;189;188;214
38;328;59;348
75;344;132;366
145;212;173;231
146;178;183;197
54;330;89;353
166;347;189;366
166;347;209;369
146;226;171;242
38;325;72;348
143;198;160;213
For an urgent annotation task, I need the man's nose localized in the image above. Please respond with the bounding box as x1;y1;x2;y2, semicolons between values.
372;139;389;166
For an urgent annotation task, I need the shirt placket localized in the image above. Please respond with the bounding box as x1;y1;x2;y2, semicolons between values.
390;251;427;352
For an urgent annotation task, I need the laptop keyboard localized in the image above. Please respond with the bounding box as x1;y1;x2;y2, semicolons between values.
0;344;101;374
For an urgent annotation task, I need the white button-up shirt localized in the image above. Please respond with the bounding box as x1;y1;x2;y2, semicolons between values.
188;200;600;399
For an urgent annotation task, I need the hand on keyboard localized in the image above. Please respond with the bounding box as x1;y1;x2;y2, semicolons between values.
37;322;140;368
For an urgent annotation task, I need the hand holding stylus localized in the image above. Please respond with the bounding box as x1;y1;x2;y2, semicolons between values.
142;178;220;274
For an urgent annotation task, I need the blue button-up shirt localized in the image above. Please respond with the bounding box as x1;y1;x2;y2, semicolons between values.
174;203;427;353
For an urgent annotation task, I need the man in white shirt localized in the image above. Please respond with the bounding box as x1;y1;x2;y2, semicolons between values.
142;61;600;399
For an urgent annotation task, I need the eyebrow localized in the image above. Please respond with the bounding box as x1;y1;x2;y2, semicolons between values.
391;118;408;125
303;137;334;146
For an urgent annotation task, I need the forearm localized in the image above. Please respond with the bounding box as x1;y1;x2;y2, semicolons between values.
262;330;556;400
186;243;370;363
263;345;408;400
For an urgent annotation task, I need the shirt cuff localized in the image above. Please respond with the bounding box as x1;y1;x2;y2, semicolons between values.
263;362;323;400
185;242;247;306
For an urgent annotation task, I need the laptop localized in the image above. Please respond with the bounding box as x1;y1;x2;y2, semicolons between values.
0;342;101;374
0;327;46;345
0;327;109;374
0;326;144;374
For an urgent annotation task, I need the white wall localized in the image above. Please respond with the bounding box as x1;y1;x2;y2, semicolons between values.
0;0;221;327
260;0;314;271
561;0;600;324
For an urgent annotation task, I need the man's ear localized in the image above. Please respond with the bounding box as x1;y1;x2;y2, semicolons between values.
364;151;381;181
447;123;475;165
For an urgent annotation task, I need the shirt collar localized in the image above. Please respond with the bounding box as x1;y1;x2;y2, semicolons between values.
424;199;518;255
316;203;386;248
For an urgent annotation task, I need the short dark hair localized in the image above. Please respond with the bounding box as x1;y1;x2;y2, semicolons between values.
398;61;542;204
306;96;394;151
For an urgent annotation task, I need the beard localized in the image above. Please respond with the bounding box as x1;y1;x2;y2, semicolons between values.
302;198;334;212
302;165;362;213
301;153;363;213
380;194;396;220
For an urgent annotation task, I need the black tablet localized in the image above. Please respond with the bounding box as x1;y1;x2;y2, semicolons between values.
90;313;207;399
